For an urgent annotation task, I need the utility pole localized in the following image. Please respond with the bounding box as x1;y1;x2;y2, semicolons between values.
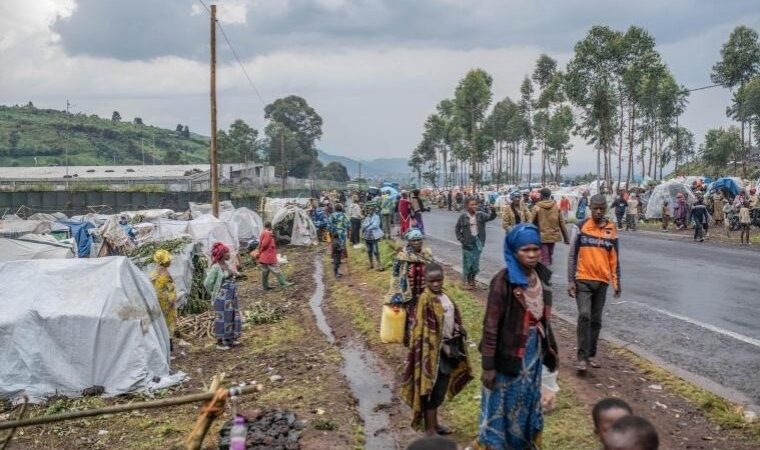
141;138;145;166
65;99;71;189
209;4;220;217
280;133;286;194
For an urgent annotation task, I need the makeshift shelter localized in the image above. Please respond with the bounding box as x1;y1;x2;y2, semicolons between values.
0;220;52;239
0;257;183;402
121;209;175;222
138;242;195;310
261;198;310;222
0;235;76;261
645;181;696;219
220;207;263;242
271;205;317;246
708;177;742;198
57;219;96;257
188;201;235;218
187;214;238;254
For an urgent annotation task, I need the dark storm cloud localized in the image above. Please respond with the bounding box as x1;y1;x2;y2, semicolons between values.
53;0;759;61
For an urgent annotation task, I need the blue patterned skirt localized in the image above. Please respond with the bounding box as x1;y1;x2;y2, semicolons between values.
478;327;543;449
213;278;242;343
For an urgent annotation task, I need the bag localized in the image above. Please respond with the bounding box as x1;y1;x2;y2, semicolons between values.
380;304;406;344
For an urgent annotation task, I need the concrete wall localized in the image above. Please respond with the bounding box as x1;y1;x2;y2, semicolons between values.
0;191;259;216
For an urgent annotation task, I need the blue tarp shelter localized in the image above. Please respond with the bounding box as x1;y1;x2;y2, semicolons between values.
708;177;741;197
57;220;95;257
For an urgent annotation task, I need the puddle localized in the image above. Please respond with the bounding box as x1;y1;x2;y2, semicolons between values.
309;256;395;450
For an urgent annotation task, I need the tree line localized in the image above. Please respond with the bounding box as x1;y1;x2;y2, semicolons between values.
410;24;760;190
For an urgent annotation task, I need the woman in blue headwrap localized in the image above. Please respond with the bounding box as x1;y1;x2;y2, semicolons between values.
474;223;559;450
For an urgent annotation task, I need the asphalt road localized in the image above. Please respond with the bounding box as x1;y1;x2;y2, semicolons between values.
419;209;760;408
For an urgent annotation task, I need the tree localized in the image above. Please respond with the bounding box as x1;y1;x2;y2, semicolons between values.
546;105;574;181
182;125;190;138
319;161;350;182
133;117;144;125
164;147;182;164
8;130;20;153
532;55;559;184
666;126;694;174
264;96;323;179
111;111;121;122
453;69;493;190
176;124;184;132
519;76;535;184
218;119;259;163
702;127;741;175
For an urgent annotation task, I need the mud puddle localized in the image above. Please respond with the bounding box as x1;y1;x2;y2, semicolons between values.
308;256;395;450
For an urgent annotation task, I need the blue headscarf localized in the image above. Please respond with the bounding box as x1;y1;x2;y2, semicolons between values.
503;223;542;287
404;228;424;241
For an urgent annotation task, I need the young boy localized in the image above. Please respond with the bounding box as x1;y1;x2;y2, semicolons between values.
400;263;472;437
739;200;751;245
661;201;670;231
593;398;633;444
602;415;659;450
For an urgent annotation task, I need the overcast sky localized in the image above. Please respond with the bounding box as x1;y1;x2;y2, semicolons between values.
1;0;759;173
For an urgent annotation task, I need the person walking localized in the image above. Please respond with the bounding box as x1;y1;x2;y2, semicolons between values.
455;197;497;290
411;189;429;234
257;222;294;290
626;194;639;231
576;191;589;221
501;192;530;233
362;203;385;270
447;190;453;211
399;192;413;236
567;194;621;372
611;191;628;230
712;191;725;226
381;193;395;239
739;201;751;245
661;200;671;231
476;223;558;449
401;263;473;436
151;249;177;352
531;188;569;267
559;195;571;221
691;196;709;242
328;203;350;278
204;242;242;350
347;196;363;246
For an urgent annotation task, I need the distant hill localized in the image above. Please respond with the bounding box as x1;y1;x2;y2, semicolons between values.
0;104;210;167
316;149;409;180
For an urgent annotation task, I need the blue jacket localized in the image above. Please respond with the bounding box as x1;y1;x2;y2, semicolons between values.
361;213;384;241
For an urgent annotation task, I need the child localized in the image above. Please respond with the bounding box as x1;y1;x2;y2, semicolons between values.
723;199;733;238
257;221;294;290
739;201;751;245
400;263;473;436
661;201;670;231
593;398;633;444
602;415;659;450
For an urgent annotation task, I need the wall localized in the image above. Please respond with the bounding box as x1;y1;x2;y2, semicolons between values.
0;191;259;216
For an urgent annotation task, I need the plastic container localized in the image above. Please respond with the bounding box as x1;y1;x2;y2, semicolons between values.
541;365;559;412
379;304;406;344
229;415;247;450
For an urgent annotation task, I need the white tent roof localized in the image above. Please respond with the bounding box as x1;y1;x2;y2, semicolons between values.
272;206;317;246
0;257;183;402
645;181;696;219
187;214;238;254
0;235;76;261
220;207;263;241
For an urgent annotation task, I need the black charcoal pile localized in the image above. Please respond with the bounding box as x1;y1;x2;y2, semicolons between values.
218;409;304;450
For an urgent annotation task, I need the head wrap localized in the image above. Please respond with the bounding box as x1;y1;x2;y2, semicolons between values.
211;242;230;263
404;228;424;241
503;223;542;287
246;238;259;252
153;249;172;266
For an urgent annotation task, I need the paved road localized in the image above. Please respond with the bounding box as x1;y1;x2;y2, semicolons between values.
419;209;760;408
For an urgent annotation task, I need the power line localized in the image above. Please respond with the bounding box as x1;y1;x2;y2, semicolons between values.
685;83;721;93
196;0;267;106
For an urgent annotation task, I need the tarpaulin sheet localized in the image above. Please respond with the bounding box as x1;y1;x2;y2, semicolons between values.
58;219;96;257
189;201;235;218
272;206;317;246
140;242;195;310
0;235;75;261
0;257;184;402
187;214;238;254
220;207;263;241
645;181;696;219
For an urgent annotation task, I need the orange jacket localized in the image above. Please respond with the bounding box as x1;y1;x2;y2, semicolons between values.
567;218;620;290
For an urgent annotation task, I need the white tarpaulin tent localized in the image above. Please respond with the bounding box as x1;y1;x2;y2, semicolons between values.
0;235;76;261
0;220;52;238
220;207;263;241
187;214;238;254
189;201;235;218
0;257;184;402
272;206;318;246
121;209;175;222
262;198;311;222
645;181;696;219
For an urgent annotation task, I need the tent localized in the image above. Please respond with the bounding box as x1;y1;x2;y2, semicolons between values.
121;209;175;222
708;177;742;197
139;242;195;310
645;181;696;219
261;198;311;222
189;201;235;218
0;235;76;261
220;207;263;242
272;205;318;246
0;257;183;402
0;220;52;239
57;219;96;257
187;214;238;254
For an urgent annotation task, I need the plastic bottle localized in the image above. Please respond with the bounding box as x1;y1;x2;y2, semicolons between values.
229;415;247;450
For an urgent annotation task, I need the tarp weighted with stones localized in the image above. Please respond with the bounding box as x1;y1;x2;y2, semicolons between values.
0;256;184;403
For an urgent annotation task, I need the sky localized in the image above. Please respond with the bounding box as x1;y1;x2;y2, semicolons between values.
1;0;759;174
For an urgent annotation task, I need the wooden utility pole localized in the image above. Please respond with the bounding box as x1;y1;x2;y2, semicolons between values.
209;4;220;218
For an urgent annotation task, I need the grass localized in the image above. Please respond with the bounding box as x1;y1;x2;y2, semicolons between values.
329;240;598;449
614;347;760;440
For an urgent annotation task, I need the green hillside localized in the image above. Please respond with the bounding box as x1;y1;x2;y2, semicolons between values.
0;104;210;167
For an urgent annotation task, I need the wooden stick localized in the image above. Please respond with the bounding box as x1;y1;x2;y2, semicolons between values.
0;396;28;450
184;373;226;450
0;380;257;432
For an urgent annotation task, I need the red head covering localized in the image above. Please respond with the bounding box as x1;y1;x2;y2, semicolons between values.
211;242;230;263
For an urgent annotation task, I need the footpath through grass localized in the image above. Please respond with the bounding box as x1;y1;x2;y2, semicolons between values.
328;241;598;449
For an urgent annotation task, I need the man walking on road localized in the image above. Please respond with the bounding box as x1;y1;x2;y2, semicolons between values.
531;188;569;267
455;197;496;290
611;191;628;230
567;194;621;373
